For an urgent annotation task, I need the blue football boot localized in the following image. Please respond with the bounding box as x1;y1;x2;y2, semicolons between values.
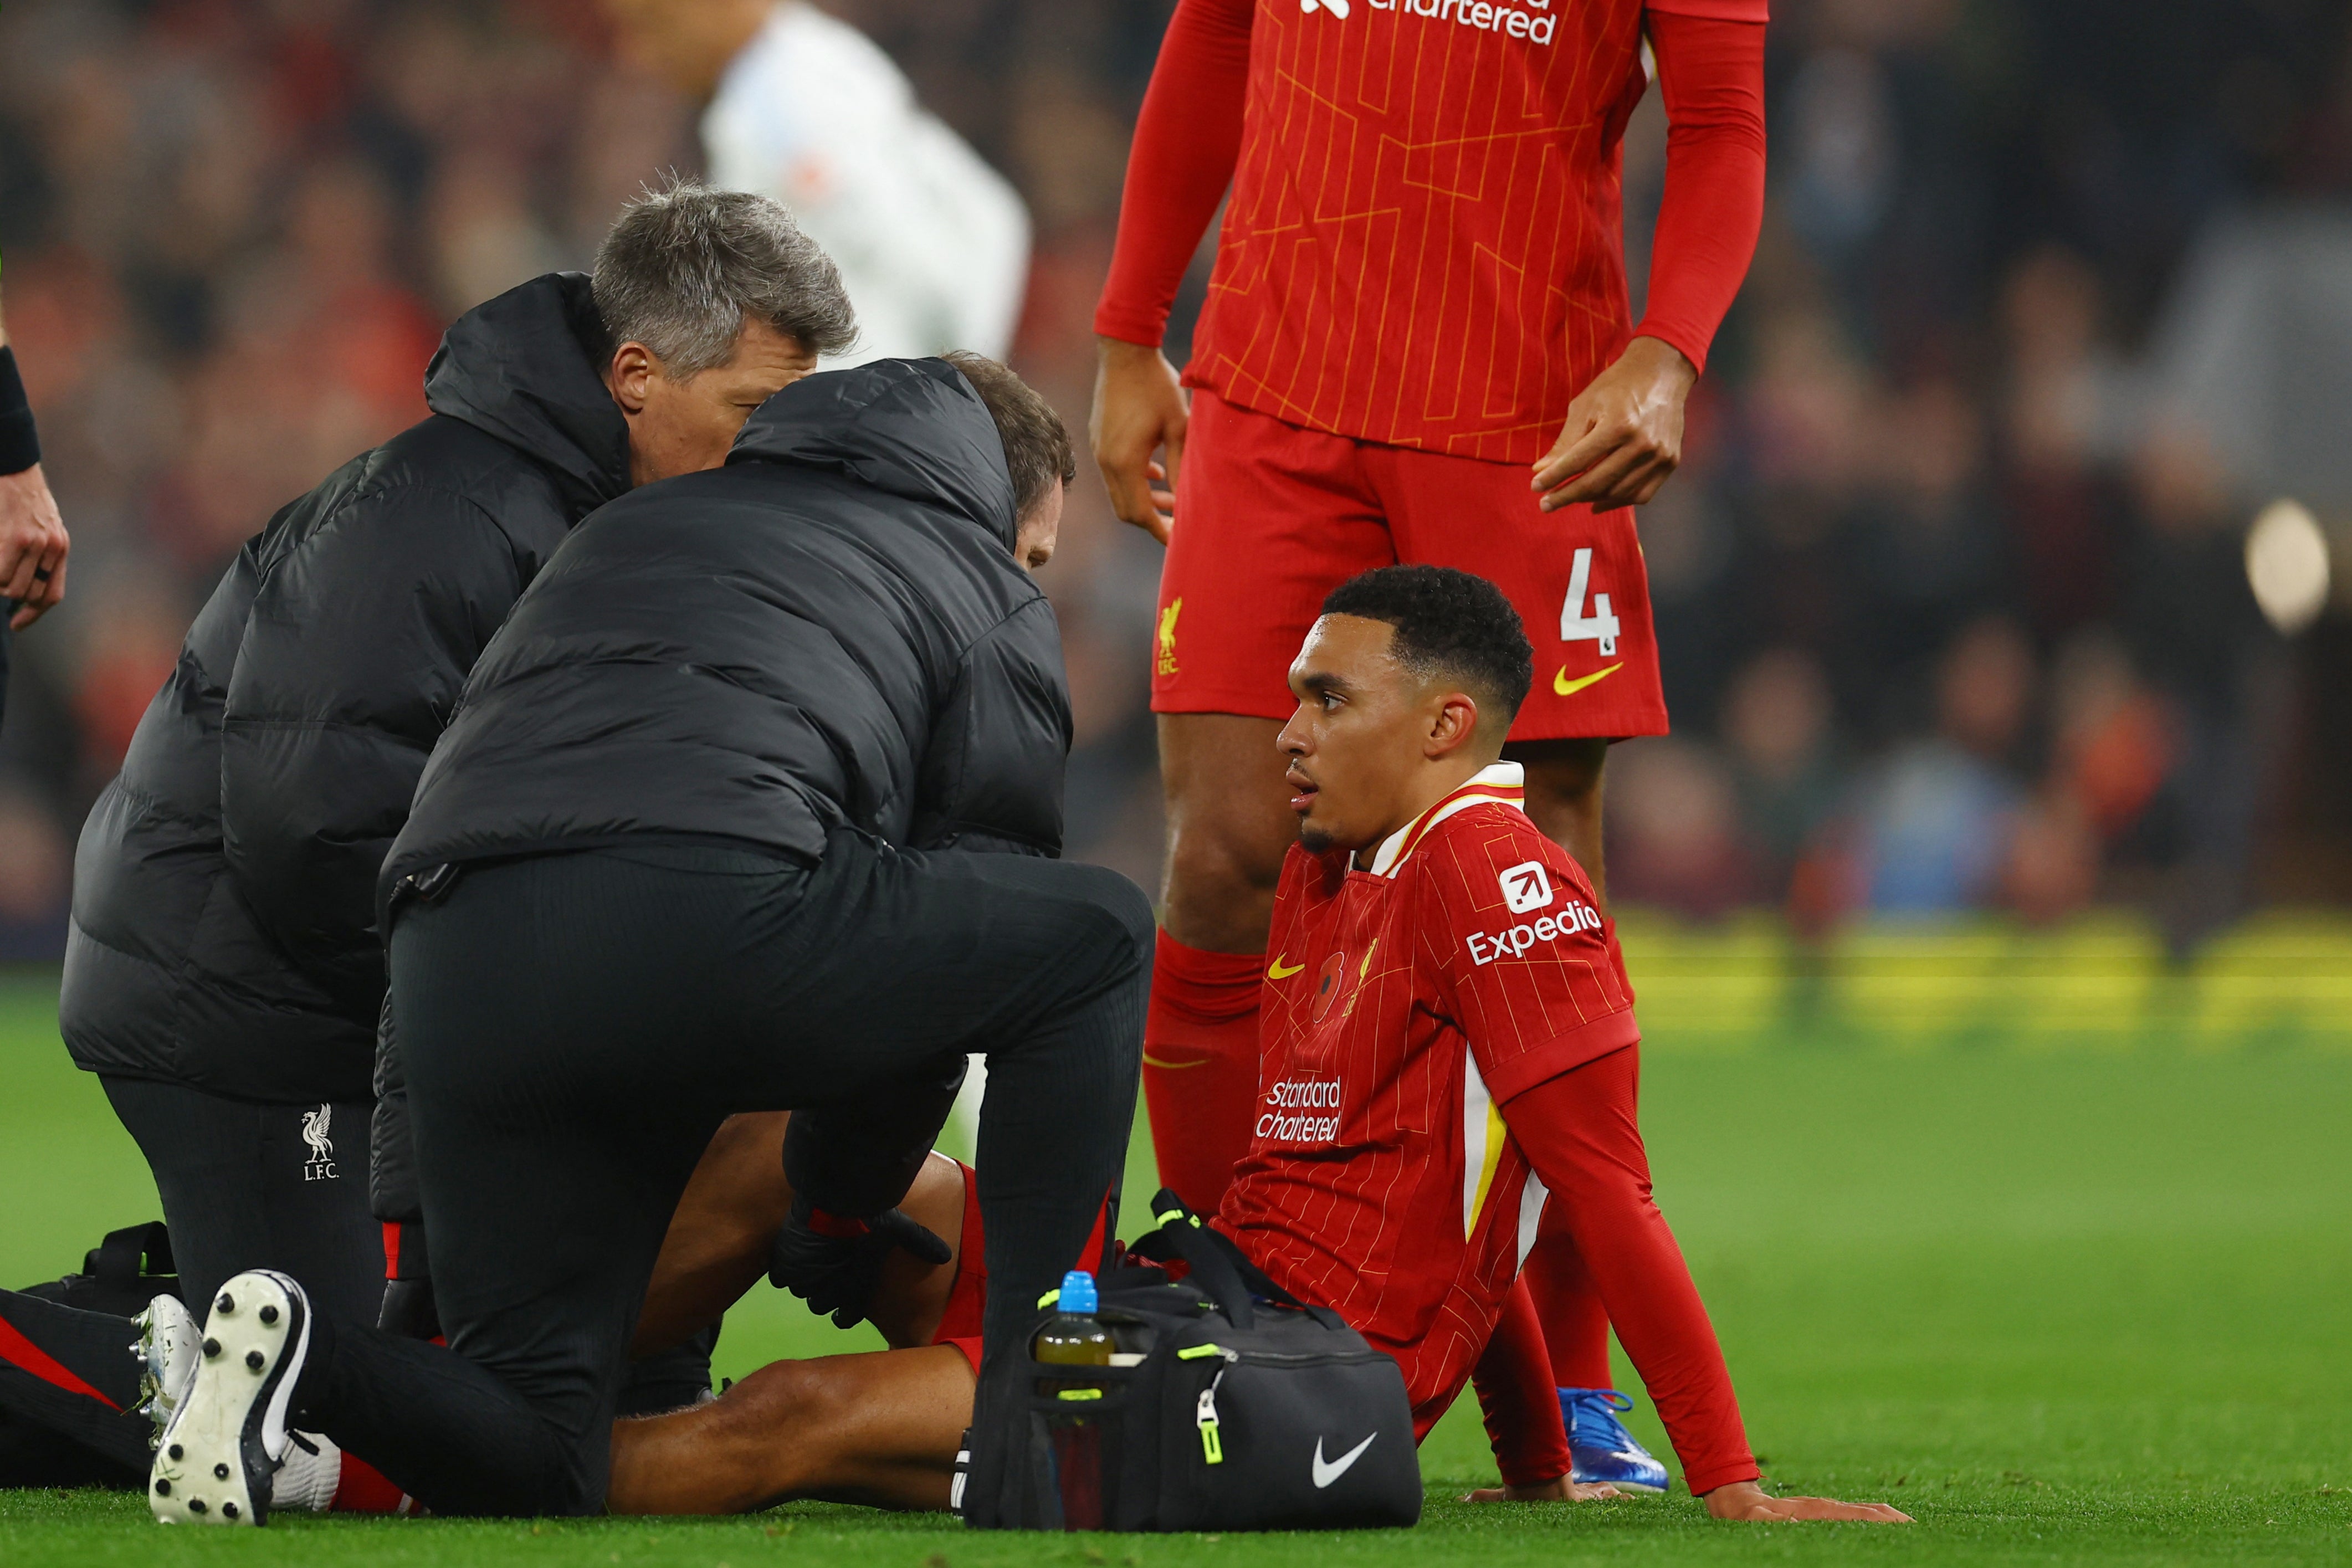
1561;1387;1669;1493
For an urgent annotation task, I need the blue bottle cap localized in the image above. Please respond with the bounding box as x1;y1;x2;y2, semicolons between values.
1059;1269;1099;1314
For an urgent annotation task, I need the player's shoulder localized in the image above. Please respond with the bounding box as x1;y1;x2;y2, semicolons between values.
1405;800;1597;912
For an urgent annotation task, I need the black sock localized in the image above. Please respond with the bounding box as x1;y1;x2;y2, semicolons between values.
291;1295;340;1429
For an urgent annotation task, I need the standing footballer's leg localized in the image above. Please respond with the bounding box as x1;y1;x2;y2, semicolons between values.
1148;712;1294;1213
1142;392;1394;1218
1510;738;1613;904
1159;714;1297;951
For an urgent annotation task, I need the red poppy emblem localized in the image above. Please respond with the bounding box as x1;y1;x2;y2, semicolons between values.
1313;950;1349;1022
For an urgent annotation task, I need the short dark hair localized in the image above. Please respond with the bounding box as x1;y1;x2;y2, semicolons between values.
1321;565;1534;722
943;351;1075;521
592;176;857;372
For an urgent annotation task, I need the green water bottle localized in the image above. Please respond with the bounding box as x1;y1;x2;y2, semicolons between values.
1034;1269;1112;1528
1033;1269;1115;1374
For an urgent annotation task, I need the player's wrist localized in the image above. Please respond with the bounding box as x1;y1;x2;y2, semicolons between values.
1622;332;1700;388
0;346;40;477
1096;331;1169;363
1700;1478;1769;1516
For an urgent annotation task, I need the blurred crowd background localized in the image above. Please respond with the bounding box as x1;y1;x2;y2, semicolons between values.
2;0;2350;967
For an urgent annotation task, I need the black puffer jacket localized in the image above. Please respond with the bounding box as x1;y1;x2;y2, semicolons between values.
62;273;631;1104
379;356;1071;899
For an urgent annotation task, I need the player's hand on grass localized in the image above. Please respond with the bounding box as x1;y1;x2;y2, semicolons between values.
768;1199;954;1331
1701;1479;1913;1523
1462;1477;1622;1503
1092;335;1187;545
0;462;69;628
1531;335;1698;514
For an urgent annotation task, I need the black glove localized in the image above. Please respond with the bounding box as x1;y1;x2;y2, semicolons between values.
377;1277;440;1340
767;1196;953;1330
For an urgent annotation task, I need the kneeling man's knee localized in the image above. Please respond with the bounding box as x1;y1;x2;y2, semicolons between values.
1088;868;1158;960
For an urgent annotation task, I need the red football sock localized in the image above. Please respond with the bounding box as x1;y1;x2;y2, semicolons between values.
1142;930;1263;1215
1522;1208;1615;1390
1471;1275;1573;1487
331;1455;408;1513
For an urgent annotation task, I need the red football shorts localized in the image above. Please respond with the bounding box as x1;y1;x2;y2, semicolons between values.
1153;391;1668;741
931;1162;1113;1376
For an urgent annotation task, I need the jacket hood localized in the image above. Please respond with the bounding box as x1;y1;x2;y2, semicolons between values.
725;358;1020;550
424;272;632;518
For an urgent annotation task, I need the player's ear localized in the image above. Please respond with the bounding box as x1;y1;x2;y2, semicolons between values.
1424;691;1480;759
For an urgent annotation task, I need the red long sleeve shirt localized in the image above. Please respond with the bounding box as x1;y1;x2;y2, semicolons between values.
1095;0;1767;463
1222;766;1756;1489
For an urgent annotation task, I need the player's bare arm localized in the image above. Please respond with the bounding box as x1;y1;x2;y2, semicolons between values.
1092;336;1187;544
1530;335;1698;514
1088;0;1252;545
0;296;71;628
1532;13;1765;516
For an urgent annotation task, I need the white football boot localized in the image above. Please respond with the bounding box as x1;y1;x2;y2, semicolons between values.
131;1293;201;1445
148;1270;310;1525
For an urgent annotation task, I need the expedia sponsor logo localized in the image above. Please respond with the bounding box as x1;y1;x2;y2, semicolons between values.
1499;859;1553;915
1367;0;1557;45
1258;1077;1343;1143
1465;901;1601;966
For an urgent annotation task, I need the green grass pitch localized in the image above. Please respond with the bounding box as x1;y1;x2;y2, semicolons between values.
2;967;2348;1565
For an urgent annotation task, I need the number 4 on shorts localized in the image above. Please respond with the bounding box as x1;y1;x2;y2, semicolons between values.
1560;548;1619;657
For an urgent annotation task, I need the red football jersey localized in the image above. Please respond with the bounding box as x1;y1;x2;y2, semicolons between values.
1188;0;1762;463
1221;764;1641;1432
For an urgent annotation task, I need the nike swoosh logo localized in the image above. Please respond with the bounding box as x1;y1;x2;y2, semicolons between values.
1142;1054;1210;1070
1554;661;1623;698
1312;1431;1377;1488
1267;955;1305;979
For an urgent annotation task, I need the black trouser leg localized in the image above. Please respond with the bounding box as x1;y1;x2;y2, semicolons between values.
716;839;1150;1357
898;856;1150;1355
0;1288;153;1476
317;869;722;1515
297;836;1147;1517
101;1078;381;1324
6;1079;378;1480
